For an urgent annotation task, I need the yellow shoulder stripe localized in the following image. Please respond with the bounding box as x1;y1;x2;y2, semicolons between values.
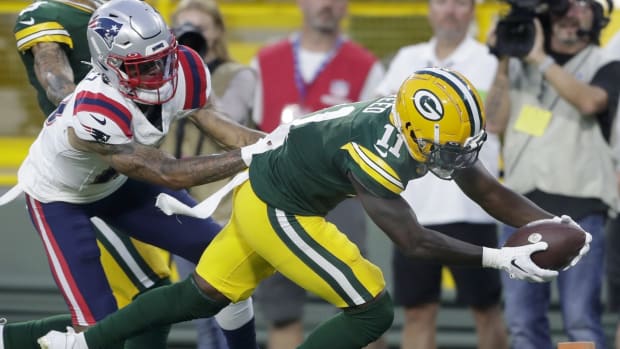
341;142;404;194
15;22;73;51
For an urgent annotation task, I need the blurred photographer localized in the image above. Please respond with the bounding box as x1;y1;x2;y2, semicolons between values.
486;0;620;348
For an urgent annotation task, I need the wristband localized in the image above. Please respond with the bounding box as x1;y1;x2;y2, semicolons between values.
538;55;554;75
482;246;501;269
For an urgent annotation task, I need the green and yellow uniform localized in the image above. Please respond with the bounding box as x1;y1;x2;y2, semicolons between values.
14;0;94;116
196;96;426;307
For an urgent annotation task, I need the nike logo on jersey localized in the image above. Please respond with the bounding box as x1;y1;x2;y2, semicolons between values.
19;17;35;25
90;114;107;125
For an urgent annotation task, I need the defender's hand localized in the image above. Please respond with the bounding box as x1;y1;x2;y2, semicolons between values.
265;123;291;149
239;123;292;166
240;137;270;166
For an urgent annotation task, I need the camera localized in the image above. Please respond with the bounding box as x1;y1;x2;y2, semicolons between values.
173;22;208;57
493;0;570;58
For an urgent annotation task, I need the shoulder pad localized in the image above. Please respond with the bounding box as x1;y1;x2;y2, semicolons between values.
72;90;133;144
14;2;73;52
177;45;210;110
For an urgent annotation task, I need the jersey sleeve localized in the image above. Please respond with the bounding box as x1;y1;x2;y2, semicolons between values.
71;90;133;145
340;141;406;198
14;3;74;53
177;45;211;111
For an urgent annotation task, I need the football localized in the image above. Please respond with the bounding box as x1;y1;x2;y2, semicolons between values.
504;220;586;270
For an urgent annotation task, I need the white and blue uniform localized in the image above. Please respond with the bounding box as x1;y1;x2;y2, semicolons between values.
16;45;221;325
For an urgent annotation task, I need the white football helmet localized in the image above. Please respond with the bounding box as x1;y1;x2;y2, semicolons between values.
87;0;178;104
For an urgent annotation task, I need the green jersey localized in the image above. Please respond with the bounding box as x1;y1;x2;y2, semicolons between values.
250;97;428;216
14;0;94;116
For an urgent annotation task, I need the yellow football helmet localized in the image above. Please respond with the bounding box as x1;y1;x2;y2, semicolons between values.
392;67;487;179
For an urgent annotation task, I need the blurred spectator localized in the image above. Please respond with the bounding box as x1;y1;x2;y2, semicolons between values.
249;0;385;348
604;30;620;349
486;0;620;348
374;0;507;348
160;0;257;348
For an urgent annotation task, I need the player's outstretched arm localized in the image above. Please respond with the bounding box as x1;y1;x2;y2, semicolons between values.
453;161;554;227
348;172;482;266
68;127;246;189
350;171;557;282
190;105;265;150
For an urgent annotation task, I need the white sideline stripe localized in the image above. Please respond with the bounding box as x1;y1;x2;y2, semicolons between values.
28;196;88;325
275;209;365;305
90;217;155;289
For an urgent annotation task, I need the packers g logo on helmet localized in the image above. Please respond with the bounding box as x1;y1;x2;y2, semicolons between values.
413;89;444;121
392;67;486;179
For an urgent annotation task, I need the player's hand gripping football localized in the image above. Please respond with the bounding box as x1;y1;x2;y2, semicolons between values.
240;123;291;166
526;215;592;271
482;243;558;282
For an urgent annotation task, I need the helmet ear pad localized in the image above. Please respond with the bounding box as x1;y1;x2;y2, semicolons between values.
404;123;431;163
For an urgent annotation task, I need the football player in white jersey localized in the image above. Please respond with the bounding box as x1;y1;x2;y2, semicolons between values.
1;1;276;349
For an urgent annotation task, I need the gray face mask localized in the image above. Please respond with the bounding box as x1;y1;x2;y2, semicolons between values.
420;130;487;180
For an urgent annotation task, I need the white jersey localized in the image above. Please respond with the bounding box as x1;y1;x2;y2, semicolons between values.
18;45;211;204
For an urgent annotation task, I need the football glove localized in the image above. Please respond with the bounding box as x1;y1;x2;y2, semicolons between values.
482;243;558;282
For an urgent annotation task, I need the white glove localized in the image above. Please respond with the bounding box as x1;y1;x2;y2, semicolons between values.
239;124;291;166
265;123;291;149
525;215;591;271
240;137;272;166
482;244;558;282
557;215;591;271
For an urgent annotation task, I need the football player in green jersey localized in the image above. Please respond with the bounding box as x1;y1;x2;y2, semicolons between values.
14;0;101;116
38;67;591;349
